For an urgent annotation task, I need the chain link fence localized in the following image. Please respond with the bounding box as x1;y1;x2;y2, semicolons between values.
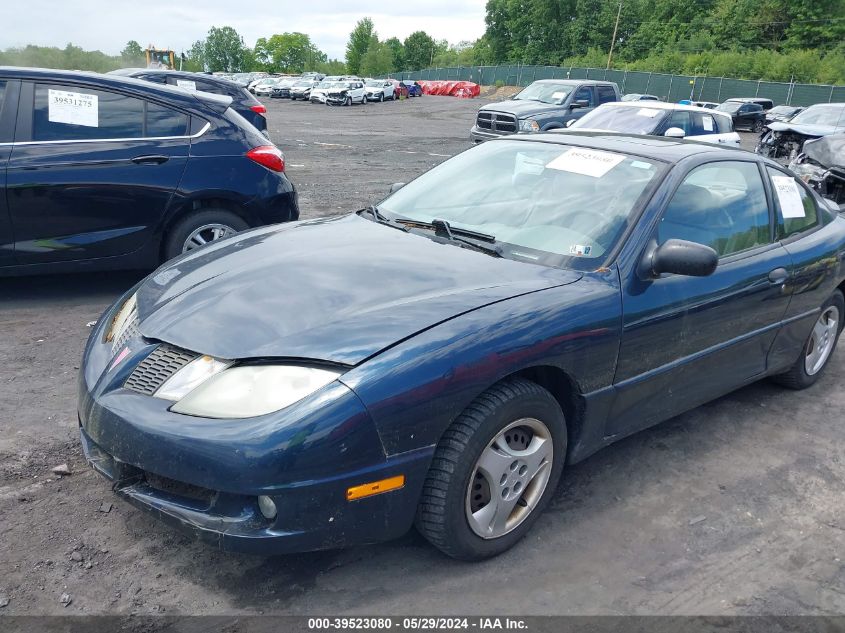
391;65;845;107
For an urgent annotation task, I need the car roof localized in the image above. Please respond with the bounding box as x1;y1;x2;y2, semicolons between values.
503;130;746;163
0;66;232;112
601;101;732;118
118;68;245;90
531;79;617;86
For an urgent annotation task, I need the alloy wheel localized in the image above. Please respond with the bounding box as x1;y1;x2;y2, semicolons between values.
465;418;554;539
182;223;237;253
805;306;840;375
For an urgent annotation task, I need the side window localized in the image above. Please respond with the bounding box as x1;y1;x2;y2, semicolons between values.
766;167;818;238
658;161;771;258
666;111;692;135
690;113;717;136
194;80;226;95
140;74;167;84
597;86;616;104
714;114;733;133
0;80;6;117
146;102;188;136
33;84;144;141
573;86;594;106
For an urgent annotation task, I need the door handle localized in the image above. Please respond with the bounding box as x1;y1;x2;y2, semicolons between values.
131;155;169;165
768;267;789;284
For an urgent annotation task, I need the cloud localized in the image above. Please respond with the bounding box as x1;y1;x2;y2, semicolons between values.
2;0;487;59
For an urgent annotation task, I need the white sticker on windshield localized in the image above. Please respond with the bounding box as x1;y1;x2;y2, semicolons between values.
772;176;806;218
48;89;98;127
552;91;568;100
702;116;714;131
176;79;197;91
636;108;660;118
546;148;626;178
569;244;593;256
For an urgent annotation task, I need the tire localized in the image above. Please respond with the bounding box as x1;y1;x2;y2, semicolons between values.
345;96;352;106
752;119;763;133
162;209;249;262
772;290;844;389
415;377;567;560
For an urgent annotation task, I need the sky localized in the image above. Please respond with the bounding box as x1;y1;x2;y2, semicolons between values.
2;0;488;59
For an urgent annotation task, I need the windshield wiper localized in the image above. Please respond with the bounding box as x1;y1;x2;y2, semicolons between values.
358;205;408;232
396;218;502;258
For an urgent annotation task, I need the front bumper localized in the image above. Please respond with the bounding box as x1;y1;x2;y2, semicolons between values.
470;125;516;143
326;94;349;105
310;94;327;103
77;341;432;554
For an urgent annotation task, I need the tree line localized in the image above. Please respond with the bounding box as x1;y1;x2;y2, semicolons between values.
1;1;843;84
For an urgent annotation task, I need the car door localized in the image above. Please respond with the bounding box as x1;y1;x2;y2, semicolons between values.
0;79;19;267
6;81;190;265
609;159;793;439
568;85;596;122
763;165;843;371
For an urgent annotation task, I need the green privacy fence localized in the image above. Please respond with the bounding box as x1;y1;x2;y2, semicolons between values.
390;65;845;107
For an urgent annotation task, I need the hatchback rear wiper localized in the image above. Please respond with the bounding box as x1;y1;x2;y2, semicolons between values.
396;218;502;258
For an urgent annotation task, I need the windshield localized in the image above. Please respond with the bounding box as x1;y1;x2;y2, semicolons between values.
293;80;312;87
717;102;742;113
571;106;664;134
790;105;845;127
513;82;574;105
366;80;382;87
769;105;794;116
379;140;663;270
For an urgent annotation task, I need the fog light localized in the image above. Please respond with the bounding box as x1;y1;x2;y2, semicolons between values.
257;495;277;520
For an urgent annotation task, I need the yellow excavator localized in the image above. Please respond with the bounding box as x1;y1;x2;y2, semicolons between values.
145;46;176;70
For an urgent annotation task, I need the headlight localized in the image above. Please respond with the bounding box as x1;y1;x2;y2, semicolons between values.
169;365;342;419
789;157;827;183
520;119;541;132
105;293;137;343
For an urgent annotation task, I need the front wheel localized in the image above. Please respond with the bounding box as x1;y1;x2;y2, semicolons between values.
345;96;352;106
415;378;566;560
772;290;844;389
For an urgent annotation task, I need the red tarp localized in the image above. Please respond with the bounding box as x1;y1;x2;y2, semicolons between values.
417;80;480;98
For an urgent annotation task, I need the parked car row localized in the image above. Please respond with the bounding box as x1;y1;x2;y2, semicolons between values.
0;66;297;276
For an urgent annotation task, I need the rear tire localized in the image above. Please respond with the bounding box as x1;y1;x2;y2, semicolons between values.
415;377;566;560
752;120;763;133
163;209;249;262
772;290;844;389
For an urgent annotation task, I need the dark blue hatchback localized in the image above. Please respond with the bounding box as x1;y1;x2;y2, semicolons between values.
79;133;845;560
0;67;297;276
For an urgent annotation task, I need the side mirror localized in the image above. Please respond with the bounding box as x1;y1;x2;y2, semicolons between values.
389;182;405;194
570;100;590;109
648;239;718;277
664;127;686;138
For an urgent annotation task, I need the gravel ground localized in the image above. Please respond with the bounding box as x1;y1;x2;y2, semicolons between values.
0;95;842;617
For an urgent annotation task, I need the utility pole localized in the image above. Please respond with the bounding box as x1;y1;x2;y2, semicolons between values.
606;1;622;70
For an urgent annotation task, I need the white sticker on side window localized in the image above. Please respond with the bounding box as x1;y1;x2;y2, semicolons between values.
546;148;626;178
176;79;197;91
48;89;98;127
702;116;714;131
772;176;806;218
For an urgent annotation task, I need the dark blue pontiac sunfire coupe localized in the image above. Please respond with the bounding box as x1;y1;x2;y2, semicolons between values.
79;133;845;560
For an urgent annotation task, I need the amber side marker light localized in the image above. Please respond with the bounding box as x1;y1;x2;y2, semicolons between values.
347;475;405;501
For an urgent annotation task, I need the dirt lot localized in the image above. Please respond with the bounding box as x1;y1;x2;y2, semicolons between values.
1;95;843;617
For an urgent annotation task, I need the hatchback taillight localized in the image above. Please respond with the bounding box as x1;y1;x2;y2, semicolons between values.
250;104;267;115
246;145;284;172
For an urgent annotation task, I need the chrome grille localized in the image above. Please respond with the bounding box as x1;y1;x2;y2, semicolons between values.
476;111;517;134
124;344;198;396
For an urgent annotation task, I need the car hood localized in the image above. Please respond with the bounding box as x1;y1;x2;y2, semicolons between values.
767;121;845;137
479;100;564;119
134;215;581;365
802;134;845;170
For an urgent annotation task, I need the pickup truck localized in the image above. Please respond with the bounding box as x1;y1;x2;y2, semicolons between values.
470;79;621;142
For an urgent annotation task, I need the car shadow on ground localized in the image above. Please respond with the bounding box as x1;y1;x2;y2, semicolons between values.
0;270;146;308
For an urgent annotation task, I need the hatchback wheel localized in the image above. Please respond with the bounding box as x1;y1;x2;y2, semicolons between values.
163;209;249;261
379;93;384;102
415;377;566;560
773;290;844;389
345;96;352;106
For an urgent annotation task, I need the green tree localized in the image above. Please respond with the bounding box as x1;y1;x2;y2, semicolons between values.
346;17;375;75
403;31;436;70
194;26;249;72
257;32;324;73
383;37;405;72
120;40;144;66
360;38;394;76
